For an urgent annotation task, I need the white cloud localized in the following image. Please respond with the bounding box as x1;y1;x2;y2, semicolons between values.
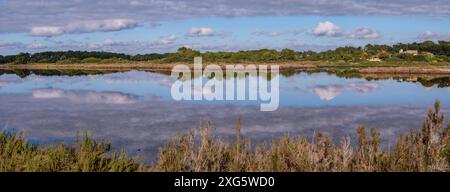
27;43;47;49
417;31;450;40
64;19;138;33
417;31;439;40
251;29;304;37
30;19;139;37
0;41;23;48
348;27;380;39
159;35;176;45
83;35;177;53
311;21;344;37
187;27;225;37
252;29;281;37
311;21;380;39
2;0;450;33
30;27;64;37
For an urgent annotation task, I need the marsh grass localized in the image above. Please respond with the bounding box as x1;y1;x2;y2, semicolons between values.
1;101;450;172
0;131;143;172
153;101;450;172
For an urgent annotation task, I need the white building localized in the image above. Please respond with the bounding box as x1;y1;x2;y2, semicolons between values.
368;58;382;62
399;49;418;56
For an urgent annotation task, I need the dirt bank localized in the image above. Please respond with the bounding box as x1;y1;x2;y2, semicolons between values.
359;67;450;75
2;63;450;75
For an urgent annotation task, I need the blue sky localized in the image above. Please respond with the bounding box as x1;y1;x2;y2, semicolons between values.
1;0;450;55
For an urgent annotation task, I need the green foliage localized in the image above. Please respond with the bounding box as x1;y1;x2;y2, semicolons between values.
2;51;130;64
160;47;201;63
56;57;81;64
131;53;167;61
2;55;18;63
394;41;450;56
0;55;5;64
280;48;297;60
417;77;450;88
0;130;142;172
13;53;31;64
2;41;449;65
81;57;102;63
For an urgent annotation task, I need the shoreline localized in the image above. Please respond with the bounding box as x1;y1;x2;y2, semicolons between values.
2;62;450;75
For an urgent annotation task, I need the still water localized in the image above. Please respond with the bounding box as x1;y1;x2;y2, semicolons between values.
1;69;450;162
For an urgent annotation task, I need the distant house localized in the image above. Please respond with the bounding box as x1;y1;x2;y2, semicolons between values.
368;57;382;62
399;49;418;56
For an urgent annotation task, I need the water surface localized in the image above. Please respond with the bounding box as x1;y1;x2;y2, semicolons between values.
1;69;449;162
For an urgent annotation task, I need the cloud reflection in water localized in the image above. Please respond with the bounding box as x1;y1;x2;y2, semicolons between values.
32;88;139;104
312;82;379;101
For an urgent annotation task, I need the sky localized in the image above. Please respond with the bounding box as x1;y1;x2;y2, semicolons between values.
0;0;450;55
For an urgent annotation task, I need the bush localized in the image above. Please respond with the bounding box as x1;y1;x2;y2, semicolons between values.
154;101;450;172
0;130;142;172
81;57;102;63
56;58;81;64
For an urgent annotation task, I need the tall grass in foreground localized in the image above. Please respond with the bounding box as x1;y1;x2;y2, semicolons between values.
154;101;450;172
0;131;143;172
1;101;450;172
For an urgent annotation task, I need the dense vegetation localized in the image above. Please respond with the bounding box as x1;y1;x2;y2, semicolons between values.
1;101;450;172
1;41;450;65
154;101;450;172
0;131;142;172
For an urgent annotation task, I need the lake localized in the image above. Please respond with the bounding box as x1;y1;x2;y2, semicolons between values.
1;69;450;163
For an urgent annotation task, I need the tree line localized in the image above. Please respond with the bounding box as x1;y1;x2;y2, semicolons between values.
1;41;450;64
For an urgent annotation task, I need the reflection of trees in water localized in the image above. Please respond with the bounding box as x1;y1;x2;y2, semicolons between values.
0;69;117;78
279;68;362;79
417;77;450;88
2;68;450;88
3;69;31;78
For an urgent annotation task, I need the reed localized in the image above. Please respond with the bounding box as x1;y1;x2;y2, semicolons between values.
0;131;143;172
153;101;450;172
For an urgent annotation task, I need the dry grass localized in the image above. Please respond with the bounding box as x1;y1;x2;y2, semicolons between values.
153;101;450;172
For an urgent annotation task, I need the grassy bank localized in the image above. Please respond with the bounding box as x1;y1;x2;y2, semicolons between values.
1;101;450;172
2;61;450;75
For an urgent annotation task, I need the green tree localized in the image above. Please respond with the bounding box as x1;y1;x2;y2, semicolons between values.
280;48;297;61
13;53;31;64
0;55;5;64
